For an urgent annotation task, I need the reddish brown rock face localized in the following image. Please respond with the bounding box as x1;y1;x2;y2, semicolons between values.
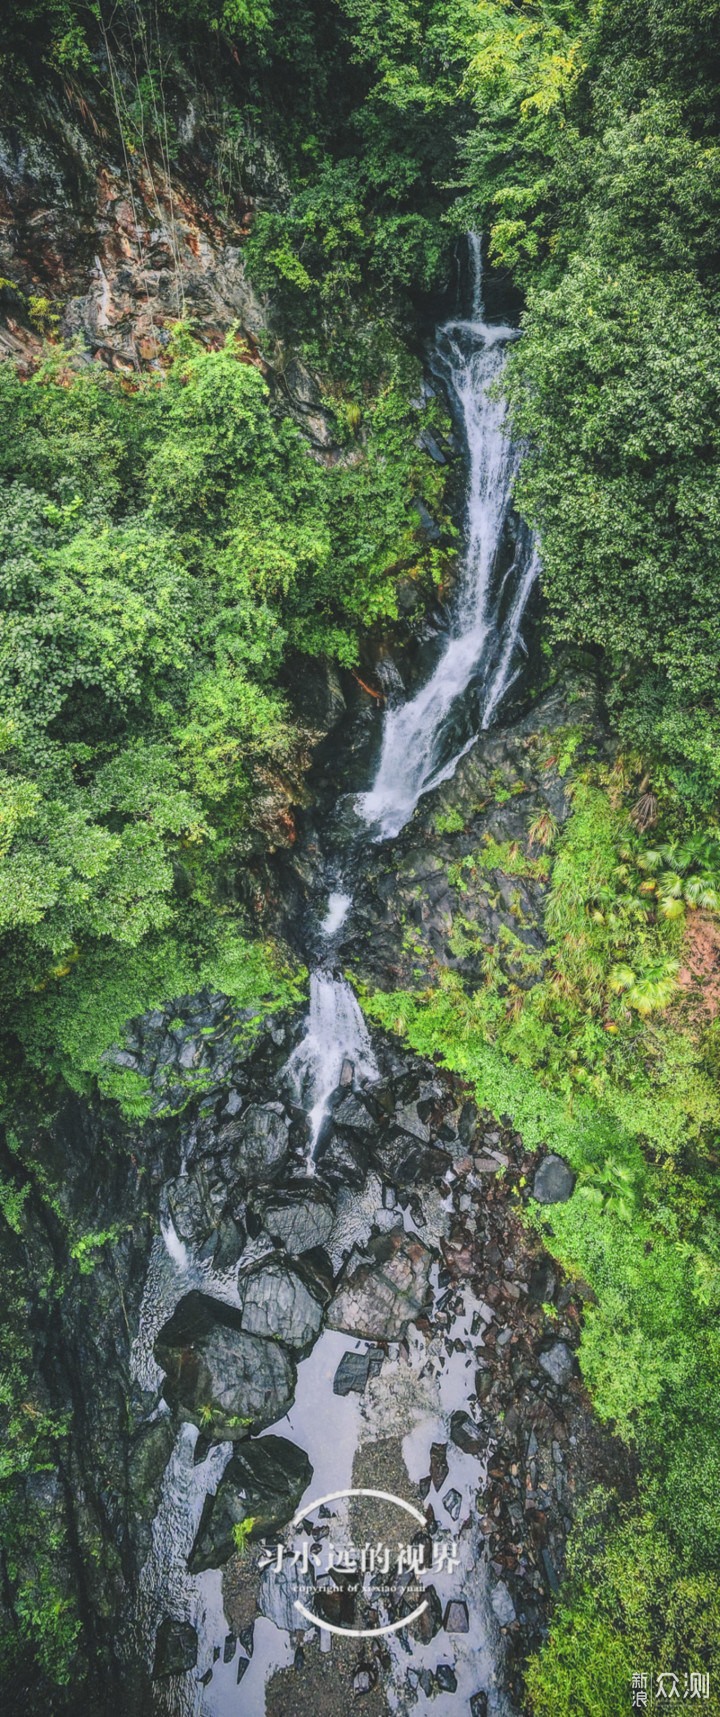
327;1229;434;1339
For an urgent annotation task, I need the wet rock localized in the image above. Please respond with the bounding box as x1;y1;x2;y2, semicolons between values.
332;1094;375;1136
444;1599;469;1632
459;1102;479;1147
128;1415;176;1516
413;498;442;543
529;1262;556;1303
167;1170;226;1245
470;1694;489;1717
239;1260;324;1354
436;1664;458;1692
214;1216;246;1271
539;1341;574;1387
220;1102;290;1186
429;1443;449;1491
415;1584;443;1642
542;1547;560;1593
317;1132;370;1189
532;1154;575;1205
393;1102;430;1144
154;1291;295;1438
449;1410;484;1457
442;1487;462;1520
153;1617;198;1678
490;1581;516;1626
332;1348;384;1396
237;1656;250;1683
260;1186;334;1254
257;1557;316;1632
354;1664;378;1695
373;1134;451;1185
188;1435;312;1572
327;1231;433;1339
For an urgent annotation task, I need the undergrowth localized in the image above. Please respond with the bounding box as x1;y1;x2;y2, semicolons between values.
359;761;720;1709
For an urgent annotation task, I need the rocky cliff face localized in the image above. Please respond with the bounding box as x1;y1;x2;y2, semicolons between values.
0;86;338;459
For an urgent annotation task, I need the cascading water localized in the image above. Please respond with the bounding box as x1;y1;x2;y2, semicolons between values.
133;236;531;1717
283;968;378;1162
357;232;538;841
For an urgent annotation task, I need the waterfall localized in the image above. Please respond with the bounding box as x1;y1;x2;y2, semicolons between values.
283;970;378;1163
356;235;538;841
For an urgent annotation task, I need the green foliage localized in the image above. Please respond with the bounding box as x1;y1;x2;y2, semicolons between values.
505;260;720;796
0;334;447;1012
231;1515;257;1554
526;1496;720;1716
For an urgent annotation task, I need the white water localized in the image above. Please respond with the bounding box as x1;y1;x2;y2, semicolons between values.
283;970;378;1161
321;889;352;936
357;232;537;841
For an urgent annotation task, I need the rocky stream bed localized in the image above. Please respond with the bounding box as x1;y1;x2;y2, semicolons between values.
0;651;633;1717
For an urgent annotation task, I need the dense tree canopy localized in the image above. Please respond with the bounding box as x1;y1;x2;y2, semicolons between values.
0;337;448;1004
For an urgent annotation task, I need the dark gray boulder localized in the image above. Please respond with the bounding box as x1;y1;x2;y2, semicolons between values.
539;1341;575;1387
332;1348;384;1396
188;1435;312;1573
154;1291;295;1438
213;1215;246;1271
218;1102;290;1186
316;1131;369;1188
153;1617;198;1678
449;1410;484;1457
332;1094;375;1136
239;1261;324;1354
327;1231;433;1340
167;1169;227;1245
260;1186;334;1255
393;1101;430;1143
532;1154;575;1205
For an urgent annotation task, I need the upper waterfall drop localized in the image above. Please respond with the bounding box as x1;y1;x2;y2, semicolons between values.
356;235;538;842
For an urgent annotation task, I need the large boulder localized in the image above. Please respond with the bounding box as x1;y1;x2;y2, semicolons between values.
532;1154;575;1205
188;1435;312;1573
167;1169;227;1246
218;1102;291;1187
153;1617;198;1679
327;1231;433;1340
539;1341;575;1387
316;1131;369;1189
239;1261;325;1355
154;1291;295;1438
331;1094;375;1137
260;1186;334;1255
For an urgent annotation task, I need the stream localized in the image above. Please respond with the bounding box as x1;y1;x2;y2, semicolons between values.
132;236;539;1716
